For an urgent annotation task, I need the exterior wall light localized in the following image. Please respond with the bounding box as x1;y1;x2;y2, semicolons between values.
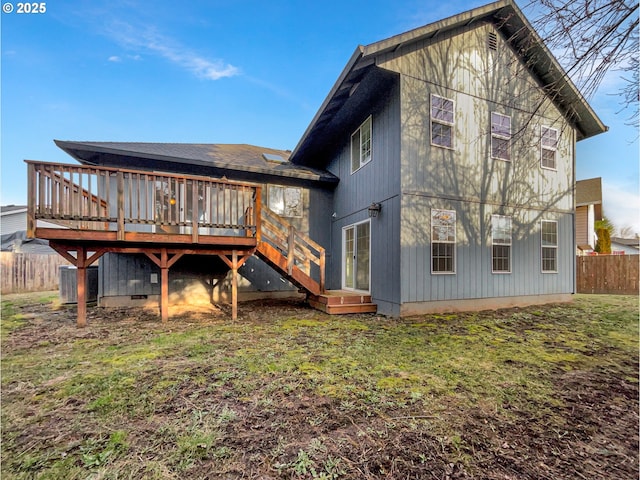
368;202;382;218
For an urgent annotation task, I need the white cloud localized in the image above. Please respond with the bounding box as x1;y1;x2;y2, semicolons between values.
602;180;640;235
108;55;121;62
105;22;238;80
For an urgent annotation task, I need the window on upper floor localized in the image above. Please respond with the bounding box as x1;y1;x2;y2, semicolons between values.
430;94;454;149
541;126;558;170
431;209;456;274
491;215;512;273
268;185;302;217
351;116;372;173
541;220;558;273
491;112;511;161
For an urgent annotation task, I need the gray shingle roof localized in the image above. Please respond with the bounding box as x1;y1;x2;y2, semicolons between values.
0;205;28;215
576;177;602;206
54;141;339;186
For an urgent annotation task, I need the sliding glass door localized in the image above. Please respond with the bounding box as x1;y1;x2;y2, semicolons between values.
342;220;370;292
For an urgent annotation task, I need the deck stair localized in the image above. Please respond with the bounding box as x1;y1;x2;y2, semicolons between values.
254;207;325;296
307;291;378;314
255;208;377;314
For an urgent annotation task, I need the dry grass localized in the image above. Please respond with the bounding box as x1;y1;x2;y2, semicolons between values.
1;293;638;479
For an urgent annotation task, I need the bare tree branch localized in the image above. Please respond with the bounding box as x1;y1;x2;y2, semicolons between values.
526;0;639;127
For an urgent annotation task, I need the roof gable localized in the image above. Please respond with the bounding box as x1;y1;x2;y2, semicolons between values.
290;0;606;166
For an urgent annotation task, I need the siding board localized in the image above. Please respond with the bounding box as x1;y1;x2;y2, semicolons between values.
381;21;577;309
326;75;402;314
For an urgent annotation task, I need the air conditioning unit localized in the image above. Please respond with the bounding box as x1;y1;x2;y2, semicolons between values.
59;266;99;304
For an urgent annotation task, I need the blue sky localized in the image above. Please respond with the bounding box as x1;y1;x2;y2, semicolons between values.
2;0;638;234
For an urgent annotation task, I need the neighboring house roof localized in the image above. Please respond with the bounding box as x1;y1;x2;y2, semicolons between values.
1;205;28;216
1;230;53;254
290;0;607;167
611;237;640;248
54;141;339;187
576;177;603;206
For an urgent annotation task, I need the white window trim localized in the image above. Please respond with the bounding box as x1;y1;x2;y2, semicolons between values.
431;209;456;275
541;220;558;273
540;125;558;171
267;185;303;218
350;115;372;174
341;219;371;293
491;112;511;161
430;94;455;150
491;214;512;274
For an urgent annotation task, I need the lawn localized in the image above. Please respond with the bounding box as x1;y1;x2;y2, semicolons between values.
1;293;638;479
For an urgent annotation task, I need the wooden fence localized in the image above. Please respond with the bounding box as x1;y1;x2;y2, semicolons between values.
0;252;70;294
576;255;639;295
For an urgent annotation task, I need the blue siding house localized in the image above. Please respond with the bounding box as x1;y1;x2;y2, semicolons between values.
42;0;606;317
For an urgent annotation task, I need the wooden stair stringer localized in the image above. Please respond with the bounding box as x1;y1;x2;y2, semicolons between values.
255;241;321;296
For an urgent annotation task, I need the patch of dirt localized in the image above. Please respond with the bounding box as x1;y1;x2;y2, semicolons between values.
2;295;638;479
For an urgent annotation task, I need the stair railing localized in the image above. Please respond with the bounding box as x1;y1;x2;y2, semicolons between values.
259;207;325;293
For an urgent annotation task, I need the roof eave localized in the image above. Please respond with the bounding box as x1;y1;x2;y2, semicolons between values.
290;0;607;164
488;2;607;140
55;140;339;186
290;46;365;161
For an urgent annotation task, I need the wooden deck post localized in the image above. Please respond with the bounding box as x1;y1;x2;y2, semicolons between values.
254;186;262;243
116;171;125;241
287;226;295;275
319;249;326;293
76;246;87;328
191;181;199;244
231;250;238;321
160;248;169;323
27;163;36;239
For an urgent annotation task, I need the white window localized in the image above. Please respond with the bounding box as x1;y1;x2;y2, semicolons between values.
351;116;372;173
431;209;456;273
541;220;558;272
268;185;302;217
491;215;512;273
491;112;511;161
430;94;454;149
541;126;558;170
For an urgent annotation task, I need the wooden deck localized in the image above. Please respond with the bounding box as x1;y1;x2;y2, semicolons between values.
308;290;377;314
26;161;356;326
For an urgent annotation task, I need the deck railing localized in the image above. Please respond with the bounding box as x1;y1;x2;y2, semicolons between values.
26;161;261;242
260;207;325;292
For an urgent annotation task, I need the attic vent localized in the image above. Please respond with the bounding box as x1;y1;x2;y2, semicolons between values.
488;32;498;51
262;153;286;164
